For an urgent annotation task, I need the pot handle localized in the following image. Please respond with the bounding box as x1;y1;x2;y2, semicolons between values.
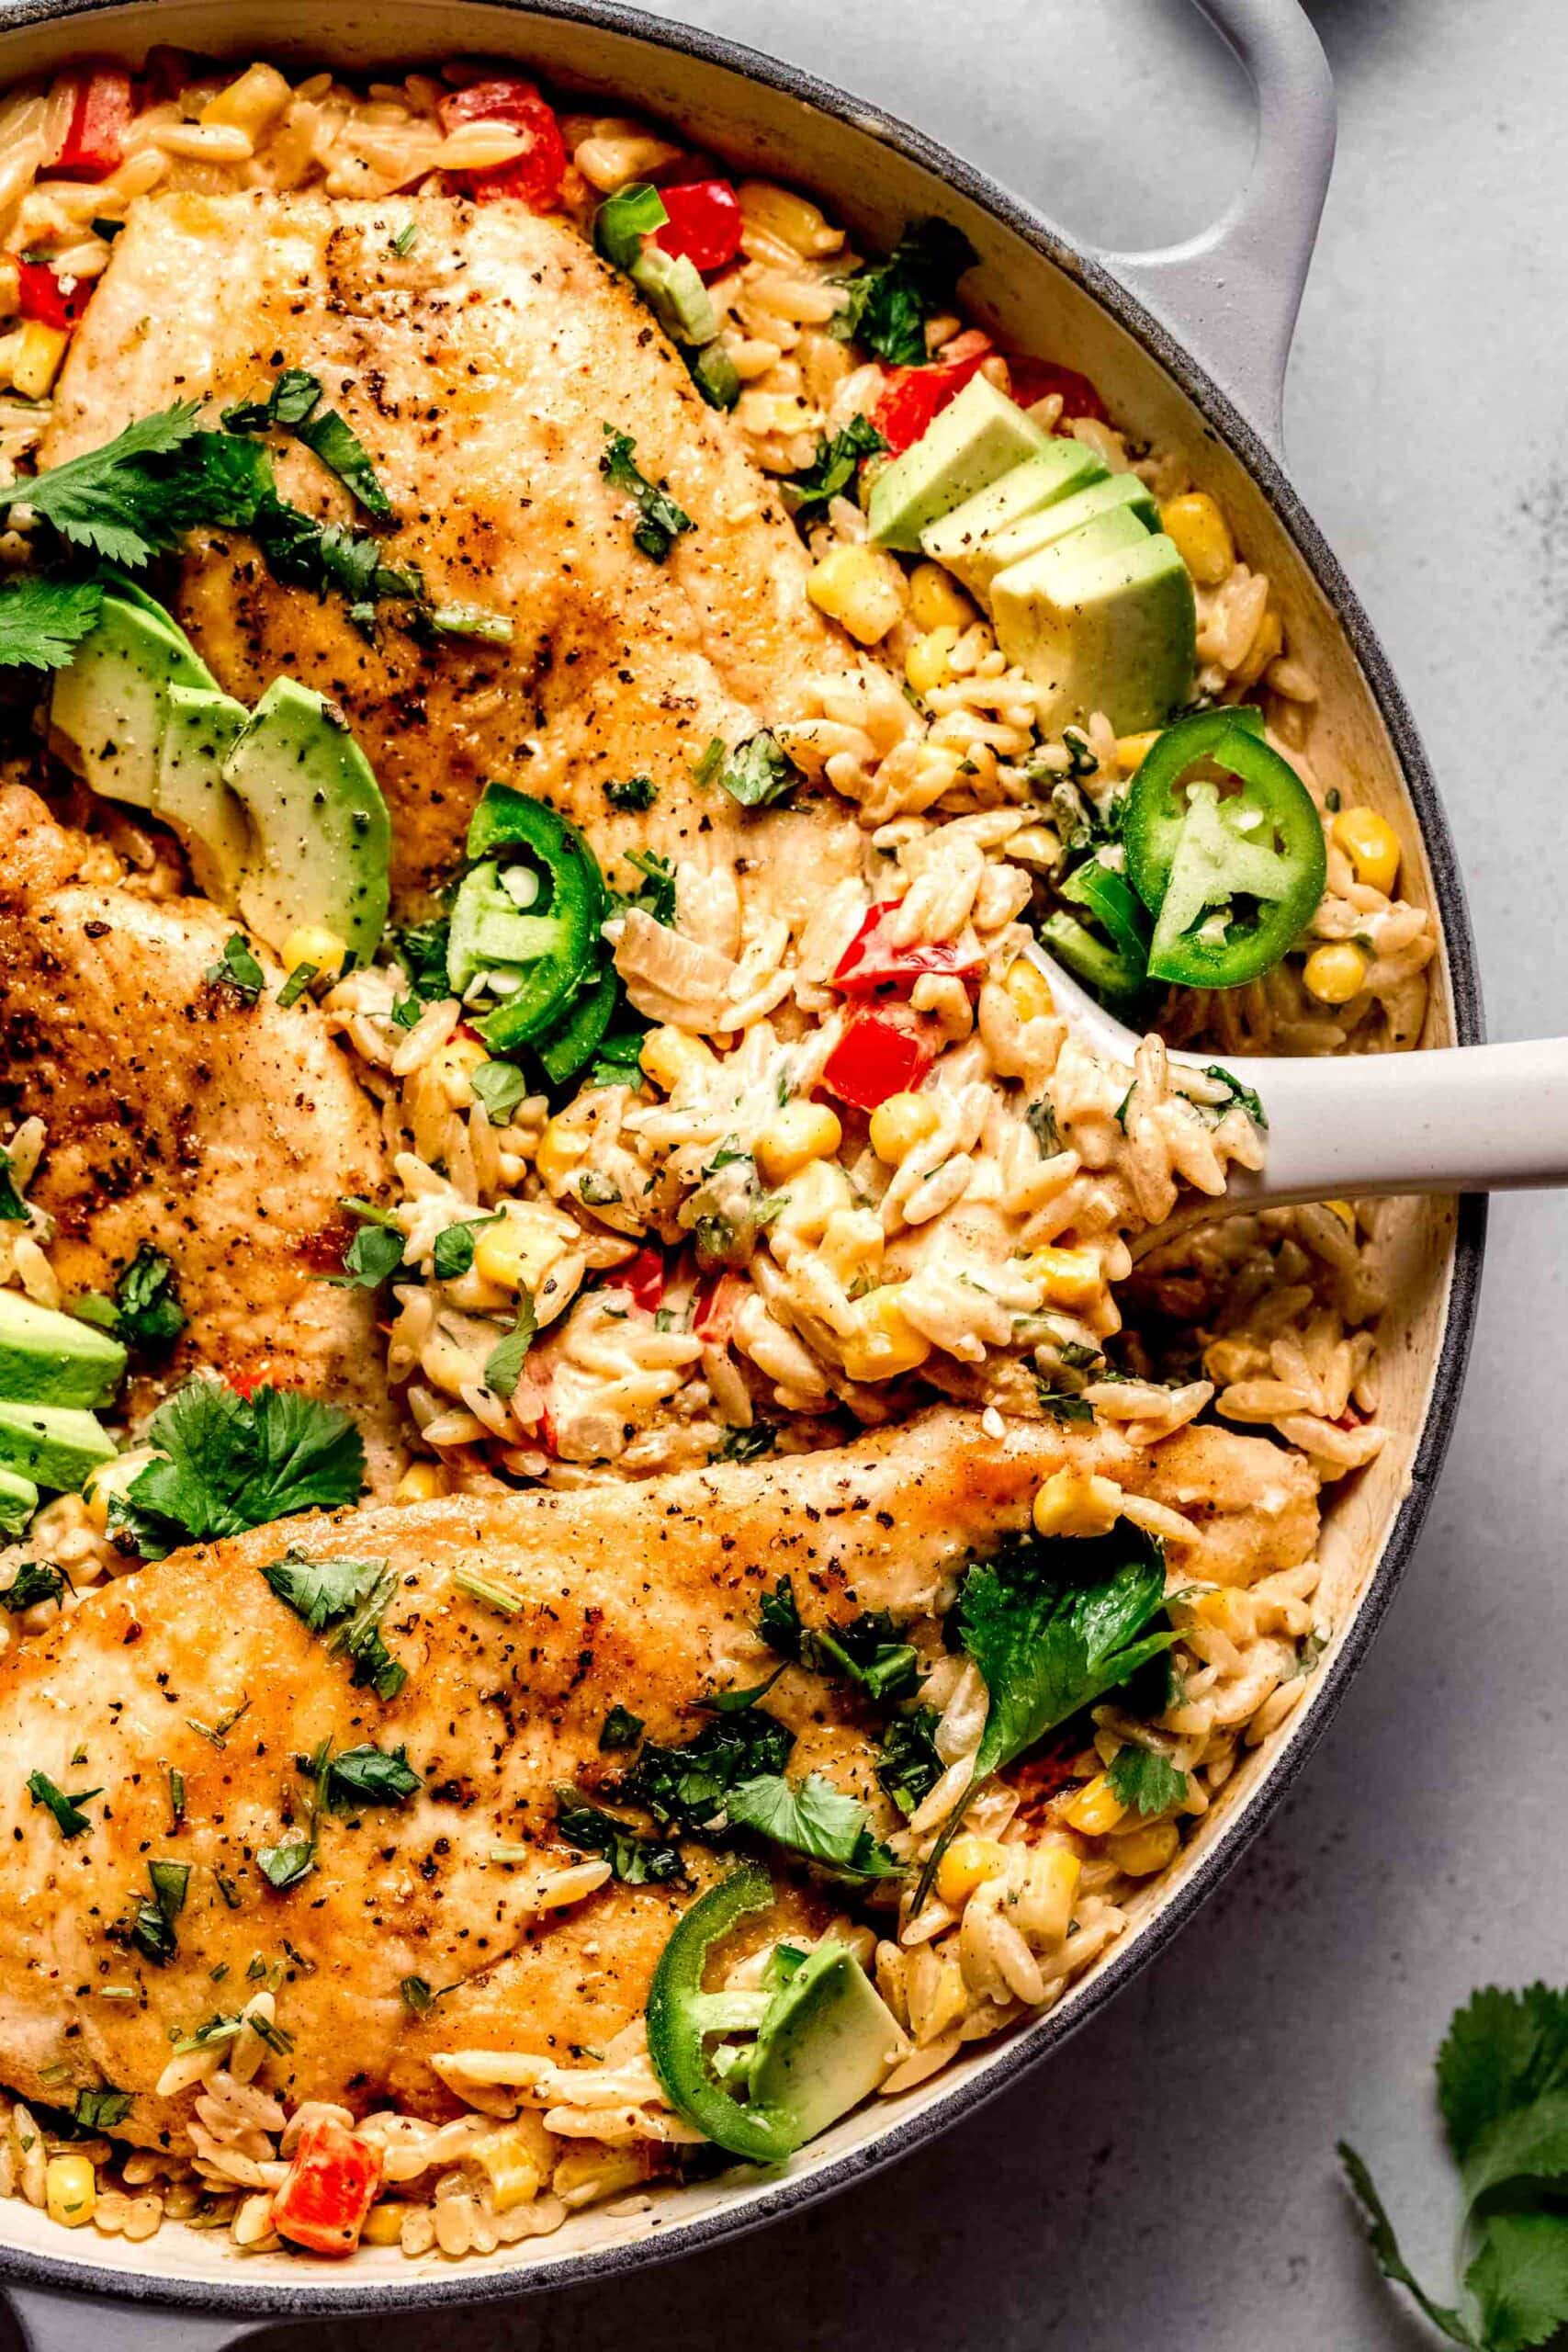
1094;0;1336;455
6;2282;257;2352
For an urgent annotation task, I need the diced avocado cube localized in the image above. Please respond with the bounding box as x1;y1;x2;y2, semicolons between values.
991;512;1197;737
0;1401;117;1494
749;1943;906;2148
866;375;1049;553
919;440;1106;589
0;1467;38;1536
0;1290;126;1409
223;679;390;967
51;594;220;812
971;471;1158;601
156;684;254;910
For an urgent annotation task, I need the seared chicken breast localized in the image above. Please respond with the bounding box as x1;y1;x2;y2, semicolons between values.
0;1409;1315;2149
0;786;398;1454
45;192;871;912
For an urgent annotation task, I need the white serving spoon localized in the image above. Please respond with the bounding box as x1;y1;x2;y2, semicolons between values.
1021;940;1568;1217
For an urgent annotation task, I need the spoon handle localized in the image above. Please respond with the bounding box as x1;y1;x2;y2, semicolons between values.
1222;1038;1568;1208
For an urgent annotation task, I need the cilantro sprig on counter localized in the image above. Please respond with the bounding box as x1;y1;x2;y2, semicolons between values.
109;1378;366;1560
1343;1984;1568;2348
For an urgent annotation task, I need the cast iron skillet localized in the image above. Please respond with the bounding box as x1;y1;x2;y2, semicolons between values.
0;0;1484;2342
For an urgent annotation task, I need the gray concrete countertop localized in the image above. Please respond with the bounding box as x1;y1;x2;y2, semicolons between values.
266;4;1566;2344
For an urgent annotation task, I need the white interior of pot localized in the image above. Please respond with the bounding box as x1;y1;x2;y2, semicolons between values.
0;0;1466;2299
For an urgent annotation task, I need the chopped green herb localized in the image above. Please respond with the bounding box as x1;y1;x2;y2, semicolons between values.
453;1566;524;1619
74;2086;133;2132
611;847;677;927
604;774;658;811
259;1548;406;1702
1025;1097;1060;1155
469;1058;528;1125
1105;1745;1188;1816
322;1742;422;1811
26;1769;99;1838
331;1200;406;1292
723;1772;900;1878
692;736;725;790
484;1292;538;1399
830;217;978;366
223;368;394;523
1037;1391;1095;1425
432;1213;502;1283
1201;1063;1269;1131
716;730;797;810
114;1242;186;1350
186;1693;251;1749
615;1707;794;1836
1;1561;67;1612
713;1422;777;1465
111;1378;367;1561
759;1576;919;1703
1062;728;1098;780
599;426;694;562
148;1860;190;1919
168;1768;186;1830
257;1839;315;1893
0;1145;26;1222
784;415;888;519
391;918;452;1003
389;220;419;257
875;1709;943;1816
555;1789;685;1885
599;1704;644;1753
276;961;318;1009
205;933;265;1002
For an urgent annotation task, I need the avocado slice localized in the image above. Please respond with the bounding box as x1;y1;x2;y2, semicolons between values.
222;679;390;966
0;1467;38;1536
867;375;1049;554
748;1943;906;2148
919;439;1106;589
157;684;254;910
0;1400;117;1493
51;594;220;811
971;471;1159;601
0;1290;125;1410
991;510;1197;737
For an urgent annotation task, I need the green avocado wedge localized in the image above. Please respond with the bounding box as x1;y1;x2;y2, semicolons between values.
0;1290;125;1410
0;1400;117;1493
224;679;390;967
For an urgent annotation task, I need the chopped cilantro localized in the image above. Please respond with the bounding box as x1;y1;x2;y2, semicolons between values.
110;1378;366;1561
276;961;318;1009
322;1742;422;1811
259;1548;406;1702
615;1707;794;1835
554;1788;684;1884
389;220;419;258
610;847;678;927
716;730;798;809
1025;1097;1060;1155
258;1839;315;1893
599;1704;644;1752
784;415;888;519
830;217;978;366
432;1213;502;1283
604;774;658;811
73;2086;132;2132
0;1145;27;1222
205;933;265;1001
331;1197;406;1292
1037;1391;1095;1425
600;425;694;561
1;1561;66;1612
223;368;394;522
723;1771;899;1878
759;1575;919;1703
875;1709;943;1816
713;1422;777;1465
399;1973;437;2014
470;1058;529;1125
1201;1063;1269;1130
1105;1745;1188;1816
484;1292;538;1398
390;918;452;1003
113;1242;186;1350
27;1769;99;1838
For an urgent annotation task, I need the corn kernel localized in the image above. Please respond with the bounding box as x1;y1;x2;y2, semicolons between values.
472;1210;553;1292
201;62;292;137
1020;1841;1081;1945
553;2145;645;2207
533;1114;585;1193
1115;729;1162;775
1202;1335;1265;1386
908;560;975;632
83;1445;157;1535
754;1099;842;1183
1002;955;1055;1024
840;1284;931;1384
904;625;959;698
360;2201;412;2246
1330;805;1401;897
868;1090;941;1163
1158;491;1235;586
280;923;347;980
1110;1818;1181;1877
736;180;839;259
773;1156;853;1246
806;544;908;647
935;1833;1009;1907
430;1034;489;1099
1235;604;1283;690
393;1461;447;1506
471;2121;549;2212
1028;1246;1103;1311
1062;1771;1126;1838
1032;1465;1122;1541
639;1024;716;1095
45;2153;96;2229
1190;1588;1248;1638
1303;941;1368;1006
12;320;68;400
1325;1199;1356;1233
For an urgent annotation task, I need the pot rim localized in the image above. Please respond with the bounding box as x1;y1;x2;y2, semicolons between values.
0;0;1486;2321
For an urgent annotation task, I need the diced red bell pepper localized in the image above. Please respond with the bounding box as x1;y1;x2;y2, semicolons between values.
54;66;133;183
831;901;983;998
873;330;993;456
437;78;567;211
17;261;90;332
651;178;743;276
271;2118;383;2258
537;1404;558;1454
621;1247;666;1312
822;1011;934;1113
694;1269;742;1345
1005;356;1107;424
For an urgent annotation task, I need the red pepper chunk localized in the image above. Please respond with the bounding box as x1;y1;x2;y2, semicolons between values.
693;1269;742;1345
822;1011;933;1112
54;66;133;182
622;1247;666;1312
17;262;89;332
271;2119;382;2258
437;79;567;211
1005;356;1107;424
832;901;983;997
651;179;744;275
873;330;993;455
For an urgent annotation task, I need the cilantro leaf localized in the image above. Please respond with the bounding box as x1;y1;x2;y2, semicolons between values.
484;1292;538;1399
258;1838;315;1892
0;575;104;671
0;1145;27;1222
1105;1745;1188;1817
712;1421;776;1465
615;1708;794;1834
723;1772;900;1877
759;1577;919;1703
114;1242;186;1349
1440;1988;1568;2168
2;401;205;564
599;1704;644;1752
876;1709;943;1816
110;1379;366;1560
555;1788;684;1884
74;2087;132;2132
205;933;265;1001
332;1201;406;1291
2;1560;66;1612
223;368;395;521
1338;2143;1477;2346
609;847;677;927
600;426;694;561
1467;2213;1568;2352
470;1059;528;1125
433;1214;502;1283
831;218;977;366
390;917;452;1002
260;1549;406;1701
323;1742;421;1810
27;1769;99;1838
716;730;797;809
604;774;657;811
784;415;887;519
1202;1063;1269;1131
